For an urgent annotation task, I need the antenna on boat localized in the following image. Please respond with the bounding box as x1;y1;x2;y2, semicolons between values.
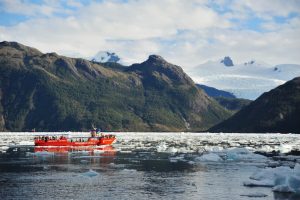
91;123;97;137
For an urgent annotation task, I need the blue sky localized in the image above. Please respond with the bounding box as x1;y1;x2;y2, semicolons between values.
0;0;299;67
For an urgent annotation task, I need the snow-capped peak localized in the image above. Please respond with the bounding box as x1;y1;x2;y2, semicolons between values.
188;57;300;100
220;56;234;67
244;60;255;65
91;51;120;63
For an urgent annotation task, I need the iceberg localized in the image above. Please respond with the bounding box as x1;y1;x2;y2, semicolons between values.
19;141;34;145
244;164;300;194
156;142;168;152
166;147;178;154
225;147;267;162
81;169;99;177
278;144;293;154
195;153;223;162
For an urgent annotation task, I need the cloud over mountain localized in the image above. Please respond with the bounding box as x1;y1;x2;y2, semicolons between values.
0;0;299;68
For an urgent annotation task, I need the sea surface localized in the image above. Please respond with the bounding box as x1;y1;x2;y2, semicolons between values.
0;132;300;200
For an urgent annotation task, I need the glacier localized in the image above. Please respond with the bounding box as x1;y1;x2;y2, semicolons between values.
188;58;300;99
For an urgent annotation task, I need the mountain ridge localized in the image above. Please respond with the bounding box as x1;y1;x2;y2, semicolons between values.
210;77;300;133
0;41;230;131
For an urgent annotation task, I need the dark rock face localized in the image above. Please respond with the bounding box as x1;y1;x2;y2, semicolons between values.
213;97;252;112
0;42;230;131
197;84;235;98
105;52;120;63
210;77;300;133
196;84;252;112
221;56;234;67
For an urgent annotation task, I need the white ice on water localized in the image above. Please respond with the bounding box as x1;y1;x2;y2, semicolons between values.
244;164;300;193
195;153;223;162
193;147;268;163
81;169;99;178
1;132;300;194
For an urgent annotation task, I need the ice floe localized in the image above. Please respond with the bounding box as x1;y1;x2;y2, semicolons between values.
244;164;300;193
18;141;34;146
81;169;99;177
195;153;223;162
225;148;267;162
278;144;294;154
193;147;268;163
156;142;168;152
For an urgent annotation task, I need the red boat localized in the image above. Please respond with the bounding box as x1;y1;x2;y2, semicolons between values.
34;132;116;147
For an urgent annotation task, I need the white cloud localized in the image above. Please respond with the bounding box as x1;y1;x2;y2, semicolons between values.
232;0;300;18
0;0;299;69
0;0;68;17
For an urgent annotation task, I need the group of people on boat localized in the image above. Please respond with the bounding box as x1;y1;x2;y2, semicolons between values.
34;135;67;142
34;128;115;143
90;128;104;137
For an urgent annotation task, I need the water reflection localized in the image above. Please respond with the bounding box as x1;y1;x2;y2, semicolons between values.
1;146;116;167
0;144;299;200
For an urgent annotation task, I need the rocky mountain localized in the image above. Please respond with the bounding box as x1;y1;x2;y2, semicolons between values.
196;84;235;98
221;56;234;67
188;57;300;100
213;97;252;112
0;41;230;132
210;77;300;133
196;84;251;112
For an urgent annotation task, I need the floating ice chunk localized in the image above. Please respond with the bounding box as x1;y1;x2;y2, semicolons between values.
226;148;267;161
19;141;34;145
169;158;178;163
33;151;55;157
188;161;195;165
287;174;300;192
273;185;295;193
245;164;300;193
82;169;98;177
258;145;274;153
1;146;9;152
240;193;268;197
121;169;137;173
169;155;185;163
173;147;189;154
119;150;132;154
211;146;223;153
157;142;167;152
272;169;300;193
279;144;293;154
80;160;89;164
94;149;105;154
250;166;291;181
195;153;223;162
166;147;178;154
295;163;300;176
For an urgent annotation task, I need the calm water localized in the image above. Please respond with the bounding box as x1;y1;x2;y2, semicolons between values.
0;132;300;200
